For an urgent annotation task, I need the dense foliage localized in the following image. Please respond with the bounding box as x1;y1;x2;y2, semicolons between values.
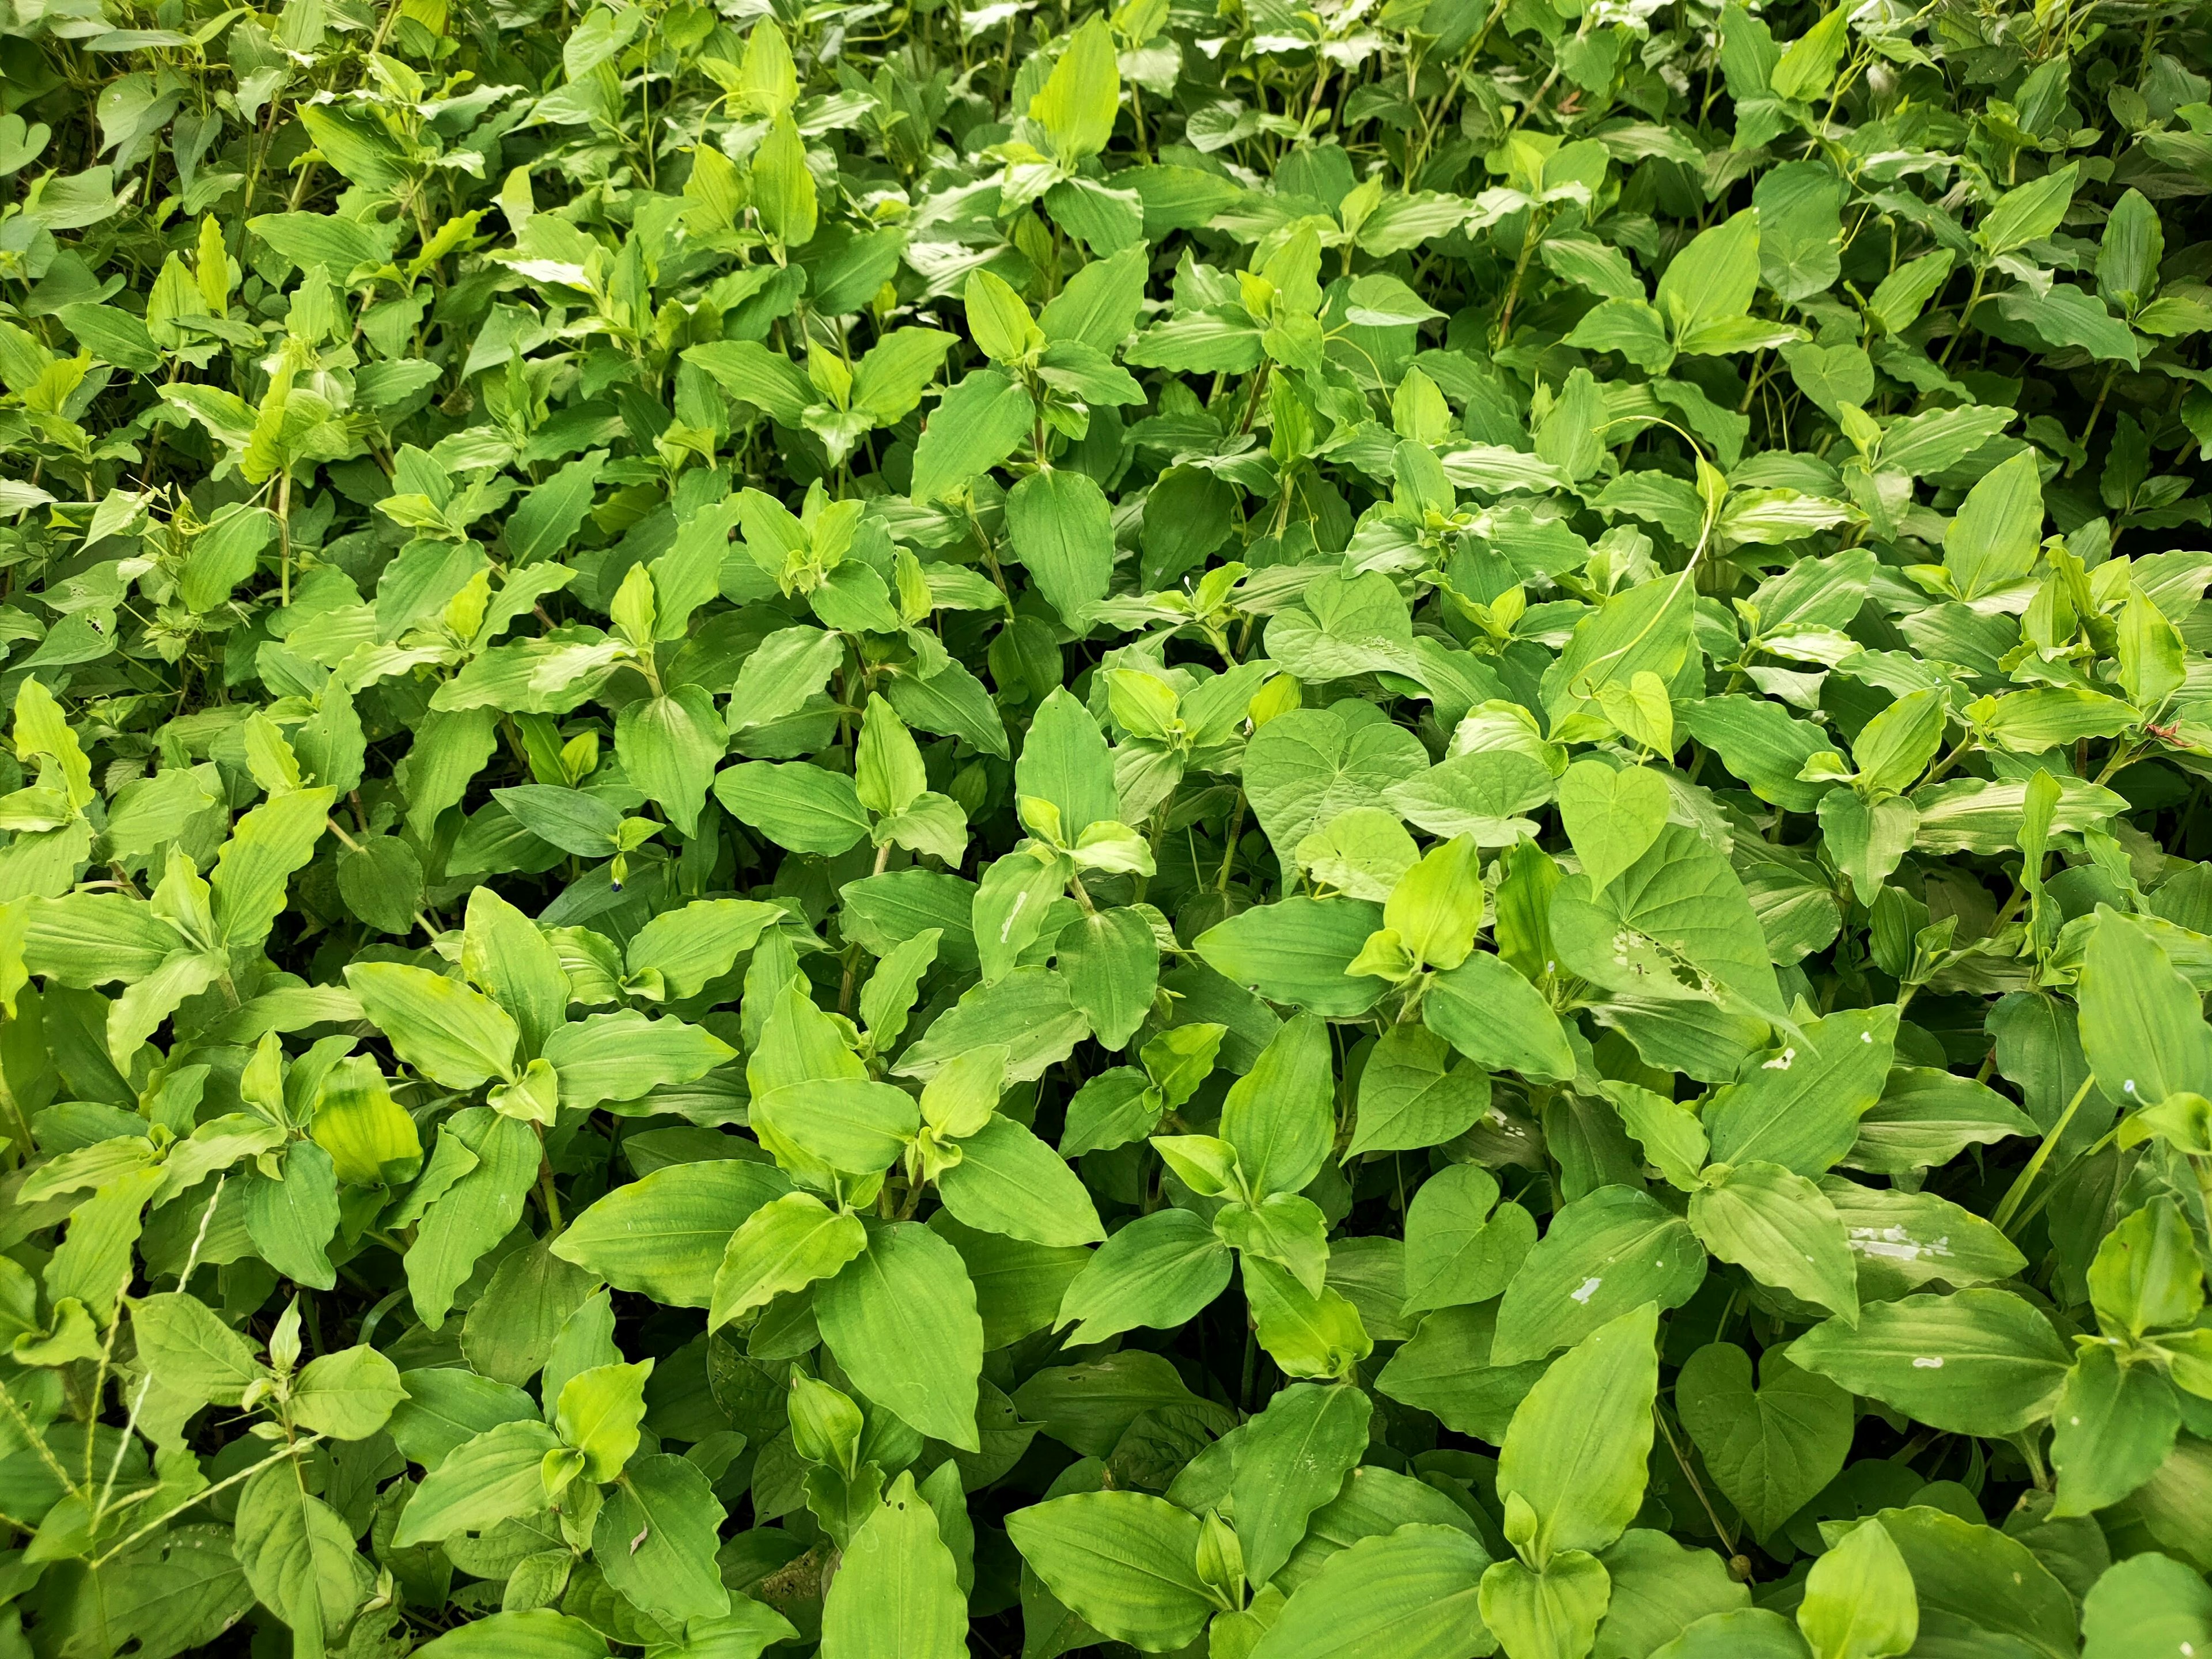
5;0;2212;1653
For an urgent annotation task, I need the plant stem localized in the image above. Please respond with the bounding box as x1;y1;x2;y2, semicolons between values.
1654;1403;1737;1557
1993;1073;2097;1233
89;1435;327;1569
1937;266;1987;369
2066;362;2120;477
275;467;293;607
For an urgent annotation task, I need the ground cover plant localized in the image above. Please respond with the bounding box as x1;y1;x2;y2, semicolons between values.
5;0;2212;1653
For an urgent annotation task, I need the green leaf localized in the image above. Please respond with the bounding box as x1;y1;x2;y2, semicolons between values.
1041;243;1150;353
291;1343;406;1440
1688;1161;1858;1322
234;1463;372;1652
131;1290;267;1407
1566;298;1676;372
2080;910;2212;1111
1243;707;1431;876
1018;687;1120;842
1675;697;1831;814
935;1115;1105;1247
821;1471;969;1658
1384;833;1484;972
1768;9;1850;101
1795;1518;1916;1659
615;686;724;838
1350;1024;1494;1156
461;1237;600;1388
1221;1012;1335;1199
972;851;1067;987
540;1010;736;1112
1423;952;1577;1082
1849;687;1947;798
388;1368;537;1466
714;762;872;856
181;505;274;609
1594;1530;1749;1659
1868;1506;2077;1659
910;369;1036;501
1493;1187;1705;1367
1403;1164;1536;1313
556;1358;650;1482
729;625;844;734
345;962;520;1090
817;1222;984;1450
1233;1382;1373;1585
1789;1290;2070;1437
754;111;817;248
750;988;920;1178
1249;1524;1494;1659
1702;1007;1897;1177
1245;1254;1373;1379
1817;791;1918;897
212;787;335;952
711;1190;869;1328
1007;469;1114;628
1498;1301;1661;1563
1780;341;1873;420
1006;1490;1214;1652
1975;688;2139;754
1558;762;1671;895
1822;1179;2025;1297
1675;1342;1853;1540
1603;1081;1709;1192
1657;210;1761;349
1055;1207;1233;1344
1550;824;1786;1022
964;268;1038;365
1978;162;2077;258
406;1111;543;1328
688;340;816;424
624;898;784;1002
1942;450;2043;601
891;965;1092;1085
1057;906;1159;1051
1845;1067;2036;1174
337;833;427;937
1030;16;1120;165
2088;1198;2205;1340
593;1453;730;1622
852;328;957;425
22;892;180;987
1377;1304;1548;1444
2081;1552;2212;1659
1478;1552;1612;1659
507;452;606;565
1756;161;1847;302
411;1612;609;1659
554;1160;789;1308
1194;897;1392;1018
399;1419;563;1546
2048;1344;2180;1517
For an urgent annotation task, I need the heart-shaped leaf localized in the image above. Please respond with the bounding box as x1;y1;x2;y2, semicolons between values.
1675;1340;1854;1540
1557;760;1671;895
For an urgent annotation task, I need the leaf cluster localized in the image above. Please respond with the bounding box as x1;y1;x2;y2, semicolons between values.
3;0;2212;1655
